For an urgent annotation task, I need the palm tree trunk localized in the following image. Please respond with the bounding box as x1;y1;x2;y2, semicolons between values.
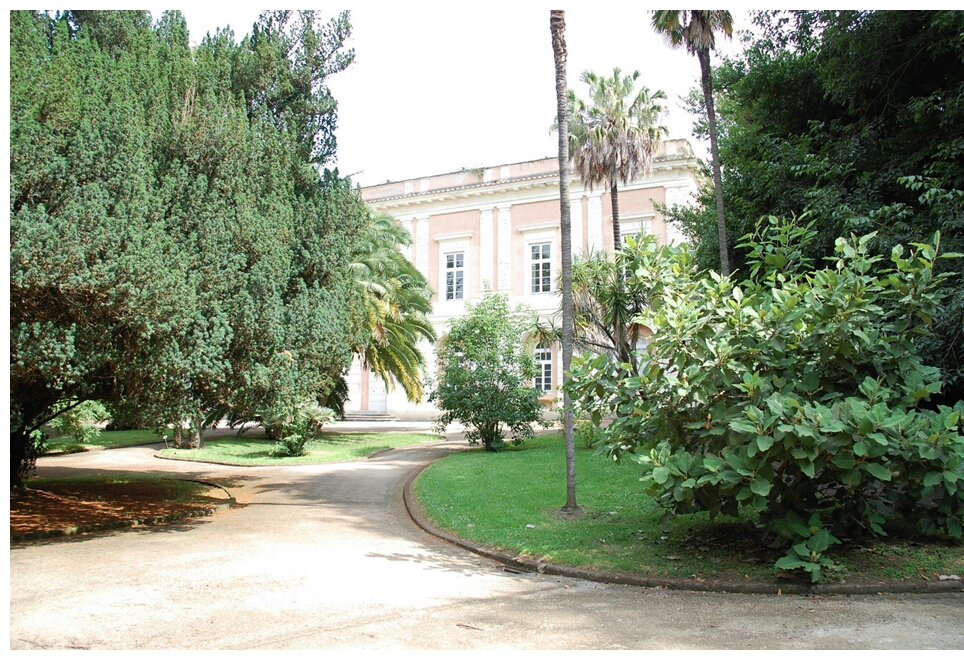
551;9;581;517
698;46;730;277
610;177;621;251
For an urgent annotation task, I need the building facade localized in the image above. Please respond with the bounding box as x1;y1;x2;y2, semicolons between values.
345;139;700;419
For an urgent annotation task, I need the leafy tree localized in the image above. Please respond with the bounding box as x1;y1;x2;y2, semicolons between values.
431;294;543;452
350;211;436;402
45;401;110;445
561;68;667;250
652;9;734;275
667;10;964;402
551;9;581;515
568;219;964;581
10;10;365;485
11;9;209;474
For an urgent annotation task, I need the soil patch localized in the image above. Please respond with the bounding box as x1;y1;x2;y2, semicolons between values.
10;478;227;538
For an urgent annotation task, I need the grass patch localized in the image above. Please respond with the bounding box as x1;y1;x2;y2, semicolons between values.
157;431;441;465
24;474;211;501
414;432;964;583
44;429;167;454
12;474;226;537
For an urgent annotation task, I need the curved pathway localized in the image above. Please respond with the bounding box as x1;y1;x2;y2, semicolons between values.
9;426;964;650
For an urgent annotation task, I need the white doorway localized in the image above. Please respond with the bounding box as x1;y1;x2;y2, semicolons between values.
368;370;387;412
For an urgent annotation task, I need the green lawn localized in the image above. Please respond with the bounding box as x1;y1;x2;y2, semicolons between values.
24;474;213;501
44;429;167;454
157;431;441;465
414;432;964;582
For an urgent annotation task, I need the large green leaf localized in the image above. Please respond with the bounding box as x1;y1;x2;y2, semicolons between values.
862;462;892;481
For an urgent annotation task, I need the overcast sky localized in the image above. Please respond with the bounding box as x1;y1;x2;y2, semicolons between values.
164;4;752;186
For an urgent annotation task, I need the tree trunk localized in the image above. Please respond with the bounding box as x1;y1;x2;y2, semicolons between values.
610;177;621;251
482;422;502;452
188;415;204;449
172;424;186;448
551;9;582;517
698;46;730;277
11;428;40;490
10;391;64;490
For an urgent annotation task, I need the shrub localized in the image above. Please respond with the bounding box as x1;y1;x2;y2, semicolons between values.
431;293;543;451
268;402;336;457
568;217;964;581
575;413;606;449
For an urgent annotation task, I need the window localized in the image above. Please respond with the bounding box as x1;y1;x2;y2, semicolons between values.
530;243;551;294
445;252;464;301
518;223;557;296
534;342;552;392
620;218;652;245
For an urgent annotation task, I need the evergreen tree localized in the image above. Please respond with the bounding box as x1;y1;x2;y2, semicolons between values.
10;10;366;486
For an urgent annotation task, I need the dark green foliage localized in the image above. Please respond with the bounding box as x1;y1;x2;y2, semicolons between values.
431;294;543;451
665;10;964;398
567;221;964;581
10;10;365;486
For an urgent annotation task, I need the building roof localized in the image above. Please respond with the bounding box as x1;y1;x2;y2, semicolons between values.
360;139;696;206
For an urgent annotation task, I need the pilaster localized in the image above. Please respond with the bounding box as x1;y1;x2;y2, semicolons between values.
415;215;429;275
587;192;603;252
399;217;414;262
479;206;494;290
497;205;512;292
570;193;584;257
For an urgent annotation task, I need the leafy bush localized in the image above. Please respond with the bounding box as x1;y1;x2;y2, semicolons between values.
575;414;607;449
431;293;543;451
568;217;964;581
773;513;842;583
268;402;336;457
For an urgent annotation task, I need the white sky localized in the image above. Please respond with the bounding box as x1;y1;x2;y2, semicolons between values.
146;4;751;187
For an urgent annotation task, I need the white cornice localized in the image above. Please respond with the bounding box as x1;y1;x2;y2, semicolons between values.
365;156;699;212
434;231;474;243
518;221;559;234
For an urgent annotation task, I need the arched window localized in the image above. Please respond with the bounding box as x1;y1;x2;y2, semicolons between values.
534;342;553;392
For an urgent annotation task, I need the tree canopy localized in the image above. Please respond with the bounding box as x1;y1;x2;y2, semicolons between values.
563;68;666;249
10;10;368;485
666;10;964;401
652;9;734;276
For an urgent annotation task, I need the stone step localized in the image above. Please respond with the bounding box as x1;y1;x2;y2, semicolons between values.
341;412;398;422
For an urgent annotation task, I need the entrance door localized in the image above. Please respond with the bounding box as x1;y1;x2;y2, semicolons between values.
368;370;387;412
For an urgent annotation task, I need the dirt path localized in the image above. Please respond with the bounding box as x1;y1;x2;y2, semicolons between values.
9;429;964;650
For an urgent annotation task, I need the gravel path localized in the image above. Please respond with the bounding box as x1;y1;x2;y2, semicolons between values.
9;426;964;650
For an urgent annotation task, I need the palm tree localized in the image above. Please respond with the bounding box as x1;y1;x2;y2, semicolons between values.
351;211;436;402
652;10;733;276
538;243;654;378
550;9;581;517
567;248;650;375
565;68;667;250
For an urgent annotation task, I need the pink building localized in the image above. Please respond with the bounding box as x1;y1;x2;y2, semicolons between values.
346;139;700;419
